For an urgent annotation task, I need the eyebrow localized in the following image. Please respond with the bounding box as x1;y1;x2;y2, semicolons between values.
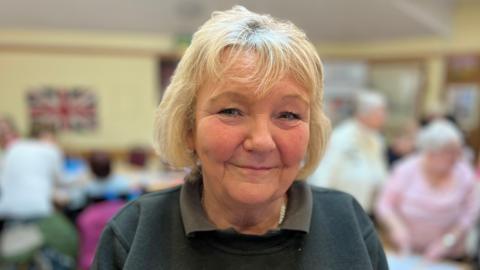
280;94;310;106
208;91;309;107
207;91;251;105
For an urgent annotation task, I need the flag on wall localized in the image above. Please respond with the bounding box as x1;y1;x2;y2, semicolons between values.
27;87;97;132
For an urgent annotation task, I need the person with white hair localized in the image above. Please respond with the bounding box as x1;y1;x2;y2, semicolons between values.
376;119;479;261
309;89;388;214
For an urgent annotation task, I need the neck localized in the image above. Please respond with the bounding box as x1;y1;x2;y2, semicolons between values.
202;188;287;235
356;117;375;131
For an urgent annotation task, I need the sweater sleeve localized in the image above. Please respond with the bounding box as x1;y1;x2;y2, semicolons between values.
91;222;128;270
457;163;480;231
353;198;389;270
364;228;389;270
375;160;412;221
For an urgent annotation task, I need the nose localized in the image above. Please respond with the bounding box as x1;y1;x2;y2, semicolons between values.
243;117;276;153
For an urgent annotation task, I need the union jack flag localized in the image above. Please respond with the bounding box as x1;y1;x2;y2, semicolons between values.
27;87;97;131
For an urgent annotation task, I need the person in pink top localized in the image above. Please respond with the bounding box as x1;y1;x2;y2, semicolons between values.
376;119;479;261
476;157;480;180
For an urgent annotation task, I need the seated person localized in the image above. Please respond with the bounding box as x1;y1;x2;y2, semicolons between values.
0;122;63;220
386;119;418;168
476;157;480;180
309;90;388;214
376;119;479;261
0;123;77;268
84;151;131;200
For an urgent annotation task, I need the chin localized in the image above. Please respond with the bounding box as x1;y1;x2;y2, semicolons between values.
225;181;283;206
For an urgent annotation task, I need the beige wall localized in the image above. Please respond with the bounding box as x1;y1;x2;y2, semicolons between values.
0;51;158;150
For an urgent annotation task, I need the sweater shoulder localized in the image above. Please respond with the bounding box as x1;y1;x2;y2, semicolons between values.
310;185;357;205
107;185;182;249
113;184;181;221
309;185;374;236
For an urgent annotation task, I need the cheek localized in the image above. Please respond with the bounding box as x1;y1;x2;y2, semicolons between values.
439;157;456;169
195;118;244;162
429;156;454;172
275;124;309;167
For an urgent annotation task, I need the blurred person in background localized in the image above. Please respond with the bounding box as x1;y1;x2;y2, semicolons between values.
376;119;479;261
92;6;388;269
419;102;446;128
421;103;476;165
0;115;19;233
0;122;78;269
84;150;131;200
0;122;63;221
60;151;133;223
309;90;388;214
75;151;131;270
477;156;480;180
386;119;418;168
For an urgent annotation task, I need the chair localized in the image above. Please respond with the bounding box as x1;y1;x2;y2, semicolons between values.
76;200;124;270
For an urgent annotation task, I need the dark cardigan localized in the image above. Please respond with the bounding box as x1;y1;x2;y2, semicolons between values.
92;181;388;270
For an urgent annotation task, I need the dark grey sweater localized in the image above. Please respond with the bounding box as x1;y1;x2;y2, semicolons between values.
92;182;388;270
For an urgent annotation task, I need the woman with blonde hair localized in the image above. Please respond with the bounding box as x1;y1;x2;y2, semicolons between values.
93;6;388;269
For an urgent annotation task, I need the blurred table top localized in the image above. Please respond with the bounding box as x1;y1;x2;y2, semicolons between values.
386;252;472;270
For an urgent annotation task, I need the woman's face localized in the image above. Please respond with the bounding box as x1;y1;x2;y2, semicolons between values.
191;56;310;207
425;143;461;176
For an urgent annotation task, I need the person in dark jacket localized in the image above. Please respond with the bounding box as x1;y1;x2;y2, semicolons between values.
92;6;388;270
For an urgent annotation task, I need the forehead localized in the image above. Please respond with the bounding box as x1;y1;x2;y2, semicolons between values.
199;76;309;106
429;143;461;154
200;50;309;101
220;50;259;77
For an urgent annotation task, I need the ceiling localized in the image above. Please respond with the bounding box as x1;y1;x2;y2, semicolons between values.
0;0;461;42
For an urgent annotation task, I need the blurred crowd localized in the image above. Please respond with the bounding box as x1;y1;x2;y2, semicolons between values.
1;90;480;269
0;118;184;270
310;90;480;265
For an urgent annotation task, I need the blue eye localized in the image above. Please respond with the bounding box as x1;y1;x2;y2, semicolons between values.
278;112;301;120
218;108;242;117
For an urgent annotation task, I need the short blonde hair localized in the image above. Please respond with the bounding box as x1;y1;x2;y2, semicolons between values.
154;6;330;179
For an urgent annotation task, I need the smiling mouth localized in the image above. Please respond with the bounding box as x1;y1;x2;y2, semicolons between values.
232;164;277;174
228;164;279;181
233;164;277;171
